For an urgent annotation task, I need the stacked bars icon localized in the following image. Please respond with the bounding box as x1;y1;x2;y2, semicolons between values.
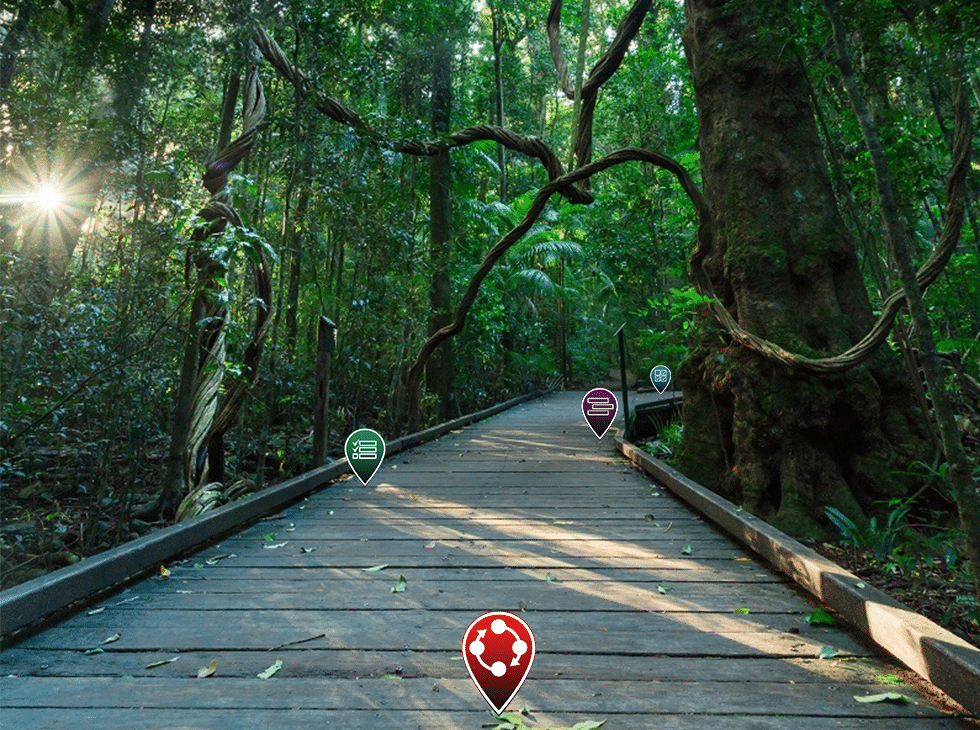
351;440;378;460
585;396;615;418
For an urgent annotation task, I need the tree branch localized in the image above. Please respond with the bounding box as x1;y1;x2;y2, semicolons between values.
252;25;593;204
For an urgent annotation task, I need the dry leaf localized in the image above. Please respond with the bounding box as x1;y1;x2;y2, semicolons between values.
159;565;171;579
257;659;283;679
197;658;217;678
102;633;121;645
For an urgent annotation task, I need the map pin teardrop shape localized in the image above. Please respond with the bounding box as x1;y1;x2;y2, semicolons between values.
582;388;618;439
463;612;535;715
650;365;671;394
344;428;385;485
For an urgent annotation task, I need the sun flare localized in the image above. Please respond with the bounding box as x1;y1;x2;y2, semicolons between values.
33;184;63;212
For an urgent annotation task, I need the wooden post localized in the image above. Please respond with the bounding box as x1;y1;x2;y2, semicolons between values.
616;324;631;441
313;316;337;466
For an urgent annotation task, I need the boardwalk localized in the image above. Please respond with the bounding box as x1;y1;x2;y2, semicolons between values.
0;392;967;728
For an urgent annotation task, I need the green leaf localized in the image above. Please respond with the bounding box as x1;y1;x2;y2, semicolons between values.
817;646;840;659
257;659;283;679
263;532;276;541
733;607;750;615
545;573;556;583
680;544;692;555
83;648;105;655
853;692;909;704
657;585;674;594
391;575;408;593
807;608;835;625
362;564;389;572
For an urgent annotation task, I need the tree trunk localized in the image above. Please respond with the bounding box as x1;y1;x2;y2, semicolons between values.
490;2;508;202
675;0;929;537
425;36;454;423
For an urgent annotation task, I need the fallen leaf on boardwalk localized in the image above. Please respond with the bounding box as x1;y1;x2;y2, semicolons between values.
545;573;556;583
572;722;607;729
145;657;179;669
102;633;121;645
409;493;420;502
378;674;402;681
733;607;750;615
663;521;673;532
87;607;105;615
680;544;692;555
205;554;232;565
817;646;840;659
158;565;170;579
657;585;674;594
83;648;105;655
424;541;438;549
263;532;276;541
299;547;316;553
362;564;389;572
644;514;656;522
176;590;193;594
264;541;288;549
116;596;139;605
807;608;835;625
391;575;408;593
734;557;752;562
257;659;283;679
853;692;909;705
197;659;217;678
285;523;296;532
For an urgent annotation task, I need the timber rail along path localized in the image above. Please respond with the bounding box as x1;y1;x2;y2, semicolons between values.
0;391;974;728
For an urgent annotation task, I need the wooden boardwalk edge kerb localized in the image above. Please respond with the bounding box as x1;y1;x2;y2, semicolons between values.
615;435;980;718
0;391;545;640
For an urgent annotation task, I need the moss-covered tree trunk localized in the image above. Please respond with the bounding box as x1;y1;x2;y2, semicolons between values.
675;0;929;537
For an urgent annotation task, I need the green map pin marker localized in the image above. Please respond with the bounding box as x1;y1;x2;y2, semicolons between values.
345;428;386;485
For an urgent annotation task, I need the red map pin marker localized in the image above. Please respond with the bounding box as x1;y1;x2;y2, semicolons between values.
462;612;535;715
582;388;618;439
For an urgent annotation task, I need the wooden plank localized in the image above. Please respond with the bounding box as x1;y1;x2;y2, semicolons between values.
17;624;871;658
76;580;814;613
149;565;788;583
617;436;980;718
0;677;949;717
0;651;896;684
0;709;958;730
165;554;796;569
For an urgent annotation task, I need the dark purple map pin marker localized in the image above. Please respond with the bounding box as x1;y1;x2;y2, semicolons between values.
582;388;618;439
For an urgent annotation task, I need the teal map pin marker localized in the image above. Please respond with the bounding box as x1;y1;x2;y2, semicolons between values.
345;428;386;485
650;365;671;394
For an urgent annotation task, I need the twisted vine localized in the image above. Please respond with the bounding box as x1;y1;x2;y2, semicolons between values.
177;61;273;518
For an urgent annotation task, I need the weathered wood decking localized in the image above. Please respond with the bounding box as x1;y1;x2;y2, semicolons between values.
0;391;969;728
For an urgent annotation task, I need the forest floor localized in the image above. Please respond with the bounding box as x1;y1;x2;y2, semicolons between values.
814;542;978;647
